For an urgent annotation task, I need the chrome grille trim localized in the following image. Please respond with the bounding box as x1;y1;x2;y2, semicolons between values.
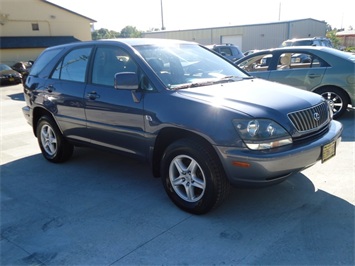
288;102;330;132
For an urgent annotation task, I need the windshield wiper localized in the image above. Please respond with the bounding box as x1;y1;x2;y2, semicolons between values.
216;76;243;82
170;80;215;90
170;76;250;90
218;75;254;81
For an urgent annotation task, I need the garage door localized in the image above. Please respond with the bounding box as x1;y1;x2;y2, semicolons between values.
221;35;242;50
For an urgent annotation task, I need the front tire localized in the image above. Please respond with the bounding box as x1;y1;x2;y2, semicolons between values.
36;116;74;163
316;87;349;119
161;138;230;214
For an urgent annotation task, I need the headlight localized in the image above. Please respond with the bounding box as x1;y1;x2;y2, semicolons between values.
233;119;292;150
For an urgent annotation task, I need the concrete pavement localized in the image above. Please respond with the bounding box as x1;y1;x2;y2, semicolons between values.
1;83;354;265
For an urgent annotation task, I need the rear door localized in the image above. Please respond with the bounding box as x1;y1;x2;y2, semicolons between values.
47;46;93;141
268;52;326;91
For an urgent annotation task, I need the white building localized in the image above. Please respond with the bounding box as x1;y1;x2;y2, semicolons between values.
143;18;327;52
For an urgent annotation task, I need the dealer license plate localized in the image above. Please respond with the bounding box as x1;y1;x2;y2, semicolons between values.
321;141;336;163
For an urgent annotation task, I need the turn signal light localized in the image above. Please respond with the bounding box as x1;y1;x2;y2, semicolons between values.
232;161;250;168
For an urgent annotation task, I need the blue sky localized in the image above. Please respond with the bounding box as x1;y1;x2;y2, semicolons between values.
48;0;354;32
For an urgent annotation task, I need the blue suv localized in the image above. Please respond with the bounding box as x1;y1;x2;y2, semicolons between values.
22;39;342;214
206;43;244;62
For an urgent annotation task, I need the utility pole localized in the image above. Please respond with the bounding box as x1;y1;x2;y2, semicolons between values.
278;2;281;21
161;0;165;30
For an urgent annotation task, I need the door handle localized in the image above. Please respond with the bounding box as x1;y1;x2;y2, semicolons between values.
87;91;100;100
45;85;55;92
308;73;321;79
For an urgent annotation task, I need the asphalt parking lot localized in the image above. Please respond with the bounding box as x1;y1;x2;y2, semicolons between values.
1;83;354;265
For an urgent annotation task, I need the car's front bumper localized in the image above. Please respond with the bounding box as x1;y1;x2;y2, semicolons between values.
22;106;32;126
216;120;343;186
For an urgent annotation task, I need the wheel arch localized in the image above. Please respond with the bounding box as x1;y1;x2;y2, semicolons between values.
32;107;56;137
151;127;220;178
313;85;351;106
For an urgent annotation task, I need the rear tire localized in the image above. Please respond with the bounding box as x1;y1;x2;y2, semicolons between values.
36;116;74;163
161;138;230;214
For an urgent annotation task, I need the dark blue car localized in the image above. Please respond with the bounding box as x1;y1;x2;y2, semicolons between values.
22;39;342;214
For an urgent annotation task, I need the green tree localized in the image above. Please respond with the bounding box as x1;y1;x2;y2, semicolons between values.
326;23;333;32
92;26;142;40
92;28;120;40
326;30;341;48
120;26;142;38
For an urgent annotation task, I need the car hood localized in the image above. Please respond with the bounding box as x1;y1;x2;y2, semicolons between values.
0;69;20;76
176;78;323;118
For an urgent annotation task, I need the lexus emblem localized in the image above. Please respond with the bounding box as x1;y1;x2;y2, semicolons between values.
314;112;320;121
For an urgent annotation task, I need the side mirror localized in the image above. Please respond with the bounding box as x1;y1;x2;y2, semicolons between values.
114;72;139;90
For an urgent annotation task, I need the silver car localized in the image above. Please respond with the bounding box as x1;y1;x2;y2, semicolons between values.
236;46;355;118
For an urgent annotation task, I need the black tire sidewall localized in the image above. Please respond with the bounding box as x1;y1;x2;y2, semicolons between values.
161;139;223;214
36;116;73;163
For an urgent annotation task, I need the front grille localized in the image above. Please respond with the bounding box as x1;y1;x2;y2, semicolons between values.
288;101;330;132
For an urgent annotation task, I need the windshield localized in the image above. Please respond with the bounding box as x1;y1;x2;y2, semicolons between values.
0;64;12;71
134;43;249;89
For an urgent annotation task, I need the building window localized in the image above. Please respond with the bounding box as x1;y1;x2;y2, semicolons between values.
32;23;39;31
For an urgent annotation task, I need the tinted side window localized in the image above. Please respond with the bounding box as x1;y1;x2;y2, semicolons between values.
237;53;273;72
219;47;232;56
30;48;63;76
92;46;137;86
277;53;326;69
52;47;92;82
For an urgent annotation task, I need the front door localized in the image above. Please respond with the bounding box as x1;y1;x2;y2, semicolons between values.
84;46;147;158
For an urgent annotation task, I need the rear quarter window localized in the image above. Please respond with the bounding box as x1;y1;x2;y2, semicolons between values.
51;47;92;82
30;48;64;76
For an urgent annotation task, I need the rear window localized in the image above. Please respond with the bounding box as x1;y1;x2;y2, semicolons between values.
292;40;313;46
219;47;232;56
30;48;64;76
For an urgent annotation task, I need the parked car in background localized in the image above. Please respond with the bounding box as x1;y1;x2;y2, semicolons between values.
0;64;22;86
235;46;355;118
11;61;33;84
280;37;333;48
243;49;259;56
206;43;244;62
22;39;342;214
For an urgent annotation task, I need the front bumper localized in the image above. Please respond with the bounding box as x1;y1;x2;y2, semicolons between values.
216;120;343;186
22;106;32;126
